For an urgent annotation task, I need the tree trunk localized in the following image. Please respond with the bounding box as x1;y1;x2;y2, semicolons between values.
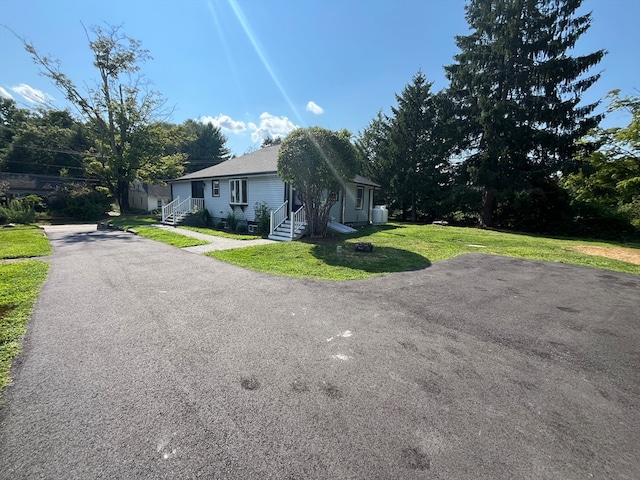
117;180;131;214
480;188;496;228
411;193;417;222
401;199;408;221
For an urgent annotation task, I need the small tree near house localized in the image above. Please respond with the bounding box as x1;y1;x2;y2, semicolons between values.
277;127;358;238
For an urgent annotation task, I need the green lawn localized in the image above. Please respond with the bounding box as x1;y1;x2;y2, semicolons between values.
106;214;264;245
102;216;208;248
133;226;209;248
106;215;161;229
0;259;50;398
209;223;640;280
180;226;262;240
0;225;52;259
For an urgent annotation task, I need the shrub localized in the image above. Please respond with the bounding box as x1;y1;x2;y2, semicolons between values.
23;195;47;212
236;223;248;233
49;183;112;220
0;198;37;224
216;221;225;230
226;210;238;231
200;208;213;227
254;201;271;238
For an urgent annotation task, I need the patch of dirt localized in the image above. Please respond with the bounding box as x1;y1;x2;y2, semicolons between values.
572;245;640;265
240;375;260;391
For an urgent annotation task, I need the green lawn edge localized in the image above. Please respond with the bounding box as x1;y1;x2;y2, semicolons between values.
0;225;52;259
0;260;50;398
209;223;640;280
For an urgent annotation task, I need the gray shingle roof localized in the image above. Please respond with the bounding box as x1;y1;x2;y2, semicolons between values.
172;145;280;181
170;144;380;187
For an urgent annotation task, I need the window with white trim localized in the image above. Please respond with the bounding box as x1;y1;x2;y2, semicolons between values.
229;179;248;205
212;180;220;197
356;186;364;210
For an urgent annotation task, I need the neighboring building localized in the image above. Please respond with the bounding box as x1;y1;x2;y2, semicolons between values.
166;145;379;240
0;172;92;201
128;180;171;212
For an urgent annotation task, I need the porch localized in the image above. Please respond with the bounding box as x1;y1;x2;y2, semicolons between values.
268;200;307;242
161;196;204;225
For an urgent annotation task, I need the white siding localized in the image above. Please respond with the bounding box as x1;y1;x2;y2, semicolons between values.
199;174;285;223
171;181;191;202
329;184;374;226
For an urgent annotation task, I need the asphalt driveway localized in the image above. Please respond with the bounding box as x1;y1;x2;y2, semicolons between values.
1;225;638;479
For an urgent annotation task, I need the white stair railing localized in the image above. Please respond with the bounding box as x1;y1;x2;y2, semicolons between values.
192;197;204;212
173;196;194;224
270;201;288;235
162;196;205;225
291;206;306;239
162;196;180;223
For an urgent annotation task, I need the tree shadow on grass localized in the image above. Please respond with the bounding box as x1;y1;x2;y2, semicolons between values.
310;243;431;275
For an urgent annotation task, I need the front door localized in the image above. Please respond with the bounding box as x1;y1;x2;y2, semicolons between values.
191;181;204;198
284;184;303;216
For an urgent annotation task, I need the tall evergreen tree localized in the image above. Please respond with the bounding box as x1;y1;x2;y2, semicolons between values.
181;120;231;173
357;71;454;221
355;110;393;205
445;0;605;227
389;70;437;221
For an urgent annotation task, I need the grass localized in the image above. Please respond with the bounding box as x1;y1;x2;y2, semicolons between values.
180;226;262;240
209;223;640;280
0;261;50;397
0;225;52;259
132;226;209;248
102;215;208;248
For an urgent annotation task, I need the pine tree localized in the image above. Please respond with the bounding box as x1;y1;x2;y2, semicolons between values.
357;71;454;221
445;0;605;227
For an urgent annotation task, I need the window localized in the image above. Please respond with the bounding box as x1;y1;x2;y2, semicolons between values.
229;179;248;205
212;180;220;197
356;186;364;210
157;199;163;208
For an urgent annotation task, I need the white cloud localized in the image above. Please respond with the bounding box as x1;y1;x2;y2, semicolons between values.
200;114;247;133
11;84;49;104
306;100;324;115
249;112;299;143
0;87;13;100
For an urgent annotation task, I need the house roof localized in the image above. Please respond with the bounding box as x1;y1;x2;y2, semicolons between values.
144;184;171;198
173;146;280;181
171;144;380;187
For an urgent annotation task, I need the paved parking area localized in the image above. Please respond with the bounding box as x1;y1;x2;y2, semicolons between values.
1;225;638;479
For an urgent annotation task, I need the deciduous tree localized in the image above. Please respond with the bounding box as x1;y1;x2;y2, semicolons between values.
22;23;175;212
278;127;358;237
562;91;640;231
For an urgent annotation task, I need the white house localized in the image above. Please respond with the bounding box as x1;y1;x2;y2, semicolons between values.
128;180;171;212
165;145;379;240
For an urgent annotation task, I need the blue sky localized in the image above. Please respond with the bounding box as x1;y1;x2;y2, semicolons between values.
1;0;638;157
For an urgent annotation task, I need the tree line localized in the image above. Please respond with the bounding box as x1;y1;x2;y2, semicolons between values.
2;1;638;236
355;0;638;237
0;97;230;212
1;24;231;213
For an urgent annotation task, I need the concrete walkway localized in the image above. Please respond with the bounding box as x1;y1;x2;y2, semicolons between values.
151;224;276;253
